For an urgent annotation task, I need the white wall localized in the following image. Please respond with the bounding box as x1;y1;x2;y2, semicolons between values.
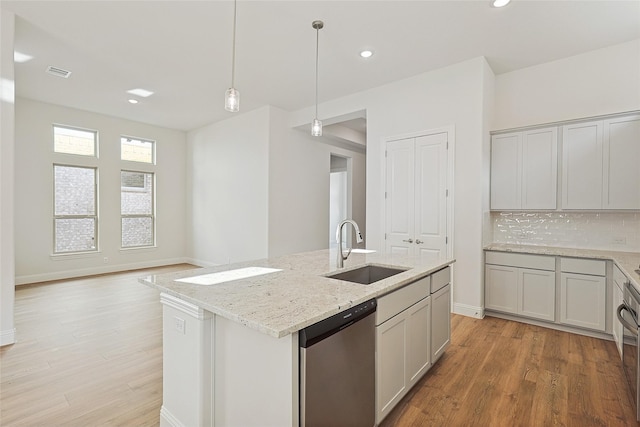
0;9;16;345
268;106;366;257
291;57;494;317
186;105;367;265
494;39;640;130
186;107;270;266
14;98;187;284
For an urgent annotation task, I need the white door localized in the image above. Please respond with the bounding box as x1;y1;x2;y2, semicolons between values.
562;121;603;209
385;131;448;260
385;138;415;255
603;115;640;209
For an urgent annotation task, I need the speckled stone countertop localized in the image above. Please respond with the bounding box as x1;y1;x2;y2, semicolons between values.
140;249;455;338
484;243;640;290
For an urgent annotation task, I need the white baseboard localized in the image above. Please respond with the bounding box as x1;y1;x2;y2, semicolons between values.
184;257;217;268
15;257;191;285
160;406;184;427
453;302;484;319
0;328;16;346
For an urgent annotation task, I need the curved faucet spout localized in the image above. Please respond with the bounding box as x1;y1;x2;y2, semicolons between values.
336;219;363;268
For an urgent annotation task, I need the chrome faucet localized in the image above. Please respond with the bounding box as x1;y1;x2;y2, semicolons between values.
336;219;364;268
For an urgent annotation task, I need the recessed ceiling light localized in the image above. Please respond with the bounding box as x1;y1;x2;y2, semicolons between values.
127;88;154;97
491;0;511;7
128;99;139;104
14;51;33;63
360;50;373;59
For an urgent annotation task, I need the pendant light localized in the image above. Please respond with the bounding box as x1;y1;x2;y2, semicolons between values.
311;20;324;136
225;0;240;112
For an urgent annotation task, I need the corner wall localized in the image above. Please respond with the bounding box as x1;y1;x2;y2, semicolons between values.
14;98;188;284
0;9;16;345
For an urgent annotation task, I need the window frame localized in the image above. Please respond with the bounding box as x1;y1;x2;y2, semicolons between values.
52;163;99;254
53;124;99;158
120;135;156;165
120;169;156;249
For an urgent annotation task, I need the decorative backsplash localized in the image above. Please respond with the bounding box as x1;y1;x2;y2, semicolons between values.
491;211;640;252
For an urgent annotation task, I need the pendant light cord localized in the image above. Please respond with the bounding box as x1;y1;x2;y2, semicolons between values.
315;26;319;118
231;0;237;88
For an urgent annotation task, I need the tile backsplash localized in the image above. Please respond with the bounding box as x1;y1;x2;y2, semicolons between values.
491;211;640;252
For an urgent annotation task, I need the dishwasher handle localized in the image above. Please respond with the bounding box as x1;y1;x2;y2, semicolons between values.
617;303;638;334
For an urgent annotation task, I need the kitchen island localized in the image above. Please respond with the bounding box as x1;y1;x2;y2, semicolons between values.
140;249;455;427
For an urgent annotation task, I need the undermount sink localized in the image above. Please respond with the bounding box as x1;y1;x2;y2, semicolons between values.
326;265;407;285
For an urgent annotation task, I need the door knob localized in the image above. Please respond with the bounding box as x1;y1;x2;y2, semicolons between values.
415;239;423;244
402;239;414;243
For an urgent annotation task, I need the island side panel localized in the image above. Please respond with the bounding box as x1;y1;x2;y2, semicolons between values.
214;315;299;427
160;293;213;427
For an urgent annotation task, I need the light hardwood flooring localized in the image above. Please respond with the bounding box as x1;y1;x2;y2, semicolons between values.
1;266;638;426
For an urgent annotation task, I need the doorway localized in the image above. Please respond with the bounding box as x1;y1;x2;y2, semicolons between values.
329;155;351;249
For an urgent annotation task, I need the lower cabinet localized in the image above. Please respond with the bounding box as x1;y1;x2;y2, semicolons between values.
485;252;555;322
612;265;625;359
376;277;431;424
431;283;451;363
559;258;606;332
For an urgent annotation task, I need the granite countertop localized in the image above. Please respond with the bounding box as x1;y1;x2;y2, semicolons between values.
484;243;640;290
140;249;455;338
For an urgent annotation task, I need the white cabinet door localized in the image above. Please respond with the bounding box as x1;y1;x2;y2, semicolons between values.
560;272;606;331
376;313;407;423
490;127;557;210
612;266;626;359
491;133;521;210
431;284;451;363
518;268;556;322
562;121;604;209
406;296;431;387
485;264;518;314
603;115;640;209
522;128;557;209
385;132;449;261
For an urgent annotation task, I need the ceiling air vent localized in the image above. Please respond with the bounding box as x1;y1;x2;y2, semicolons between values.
46;66;72;79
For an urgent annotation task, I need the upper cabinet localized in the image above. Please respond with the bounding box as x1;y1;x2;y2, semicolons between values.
562;115;640;210
491;112;640;212
491;127;557;210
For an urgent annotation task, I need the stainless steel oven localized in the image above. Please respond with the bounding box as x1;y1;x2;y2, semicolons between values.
617;280;640;421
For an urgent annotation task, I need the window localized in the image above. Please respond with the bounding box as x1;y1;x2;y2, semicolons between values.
121;136;155;164
54;165;97;253
121;171;154;248
54;125;97;157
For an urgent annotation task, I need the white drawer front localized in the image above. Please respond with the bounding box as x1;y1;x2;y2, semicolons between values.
560;257;606;276
376;277;430;325
485;251;555;271
430;266;450;294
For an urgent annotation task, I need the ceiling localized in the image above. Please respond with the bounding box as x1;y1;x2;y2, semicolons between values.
3;1;639;132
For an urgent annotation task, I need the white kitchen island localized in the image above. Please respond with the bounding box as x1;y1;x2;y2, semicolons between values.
140;249;455;427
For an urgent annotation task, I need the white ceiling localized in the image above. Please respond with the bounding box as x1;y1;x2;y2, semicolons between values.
3;1;639;131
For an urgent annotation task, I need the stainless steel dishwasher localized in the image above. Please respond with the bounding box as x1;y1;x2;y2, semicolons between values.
299;299;376;427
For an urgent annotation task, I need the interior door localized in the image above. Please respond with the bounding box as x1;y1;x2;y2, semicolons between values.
385;131;448;260
385;138;415;255
414;133;448;263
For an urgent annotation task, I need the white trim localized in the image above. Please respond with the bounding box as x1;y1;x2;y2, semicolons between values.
160;292;210;320
184;257;221;268
15;257;190;285
453;302;484;319
0;328;16;346
160;406;184;427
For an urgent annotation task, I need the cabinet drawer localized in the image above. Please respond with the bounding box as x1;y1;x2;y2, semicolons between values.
376;277;430;325
431;266;450;293
485;251;555;271
560;257;605;276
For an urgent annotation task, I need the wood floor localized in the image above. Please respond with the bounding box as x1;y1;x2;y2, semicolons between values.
1;266;638;426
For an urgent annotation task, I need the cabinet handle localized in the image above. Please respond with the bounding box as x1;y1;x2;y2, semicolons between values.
415;239;423;244
402;239;414;243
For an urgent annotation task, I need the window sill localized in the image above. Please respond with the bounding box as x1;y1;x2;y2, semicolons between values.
119;246;157;253
50;250;101;261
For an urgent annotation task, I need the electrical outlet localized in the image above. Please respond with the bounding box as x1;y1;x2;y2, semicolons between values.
103;257;108;263
612;237;627;245
174;317;186;334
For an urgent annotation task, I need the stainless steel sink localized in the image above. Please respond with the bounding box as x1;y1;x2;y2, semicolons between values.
326;265;407;285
